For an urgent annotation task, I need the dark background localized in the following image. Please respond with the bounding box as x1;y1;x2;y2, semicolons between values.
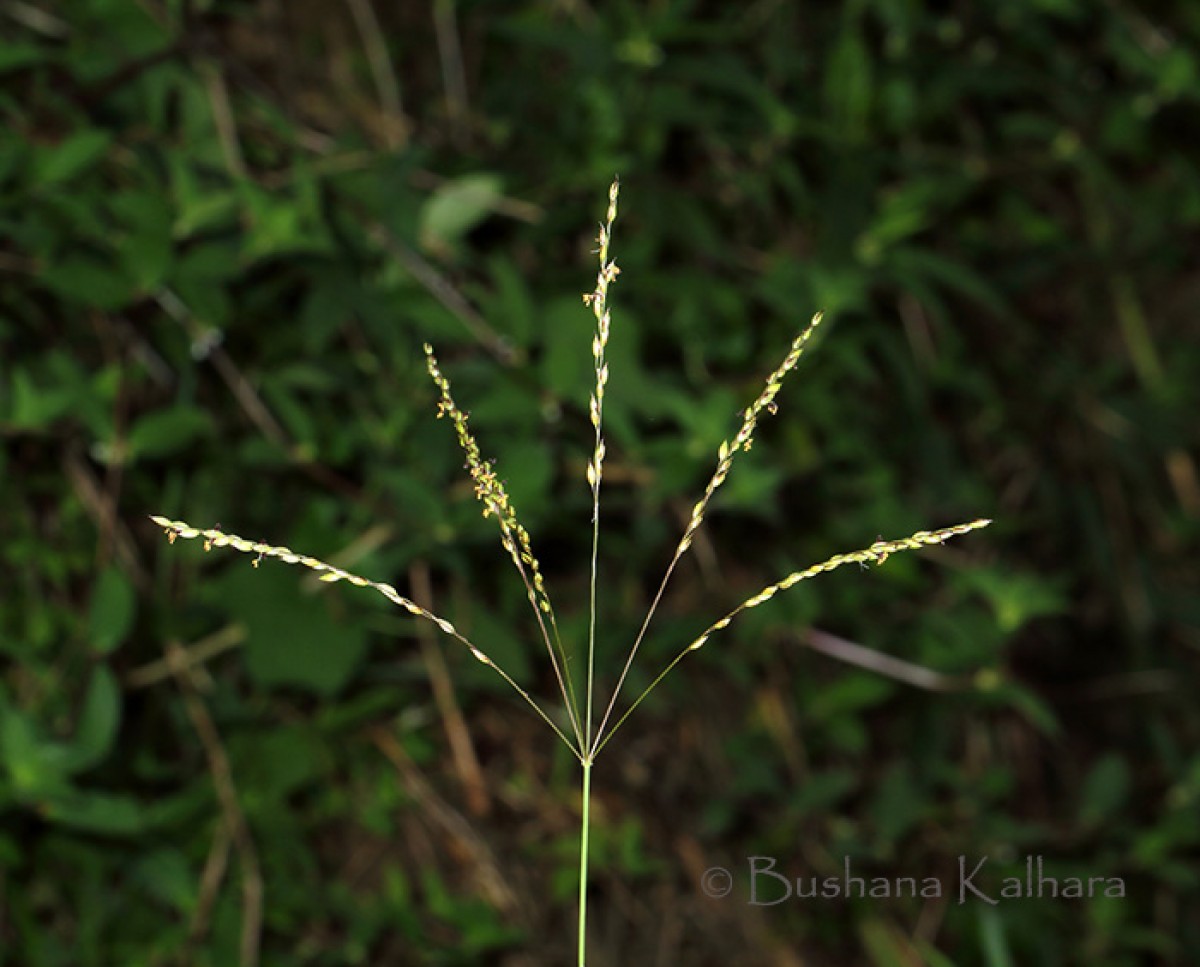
2;1;1198;964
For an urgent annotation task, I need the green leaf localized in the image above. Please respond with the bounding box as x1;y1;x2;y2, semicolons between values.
8;368;77;429
58;666;121;775
807;673;894;721
241;184;328;261
419;174;504;258
861;917;915;967
977;905;1014;967
1078;754;1131;828
109;189;174;290
540;295;592;398
888;247;1010;317
127;407;213;461
825;20;873;139
133;849;198;913
916;945;961;967
966;569;1067;634
494;439;553;519
981;678;1061;737
870;764;924;843
40;254;135;310
214;563;369;697
171;163;239;236
89;568;136;654
40;788;145;836
789;768;857;816
0;693;68;799
455;602;532;691
0;44;44;73
170;240;238;324
230;726;328;804
35;130;113;186
857;186;932;263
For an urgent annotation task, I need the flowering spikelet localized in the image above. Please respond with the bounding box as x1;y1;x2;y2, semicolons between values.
592;308;827;744
422;344;582;745
423;345;556;619
685;518;993;652
582;178;620;497
679;311;823;554
150;516;485;660
149;515;579;751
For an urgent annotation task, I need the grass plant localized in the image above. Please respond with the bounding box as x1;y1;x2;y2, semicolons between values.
153;179;990;965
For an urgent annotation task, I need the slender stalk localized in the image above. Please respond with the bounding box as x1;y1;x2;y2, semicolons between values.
585;177;620;761
148;516;585;759
579;180;618;967
424;347;585;750
593;313;823;746
577;758;593;967
592;518;992;756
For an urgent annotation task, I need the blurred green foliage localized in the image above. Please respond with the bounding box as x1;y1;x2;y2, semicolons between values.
2;1;1198;964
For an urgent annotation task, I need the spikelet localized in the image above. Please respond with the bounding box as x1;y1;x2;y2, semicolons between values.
583;178;620;502
423;344;583;746
592;308;827;745
423;346;557;620
685;519;993;653
678;311;823;555
151;518;481;656
149;515;581;753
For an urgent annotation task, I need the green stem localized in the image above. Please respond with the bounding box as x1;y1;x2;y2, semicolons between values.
577;757;592;967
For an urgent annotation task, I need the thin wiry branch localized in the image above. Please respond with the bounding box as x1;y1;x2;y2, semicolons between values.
150;516;582;759
582;177;620;757
593;311;824;746
593;518;992;754
422;349;584;749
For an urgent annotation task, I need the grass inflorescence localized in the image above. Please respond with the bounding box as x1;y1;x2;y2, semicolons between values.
154;179;989;966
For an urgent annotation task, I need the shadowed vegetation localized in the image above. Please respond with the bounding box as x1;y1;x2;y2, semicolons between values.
2;2;1197;965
